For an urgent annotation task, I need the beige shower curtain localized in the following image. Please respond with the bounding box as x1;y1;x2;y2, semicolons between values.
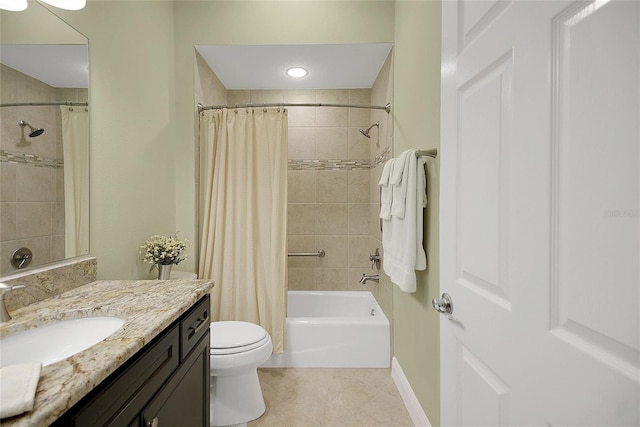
60;106;89;259
199;108;288;354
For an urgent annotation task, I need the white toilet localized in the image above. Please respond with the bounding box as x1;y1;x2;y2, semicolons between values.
209;321;273;427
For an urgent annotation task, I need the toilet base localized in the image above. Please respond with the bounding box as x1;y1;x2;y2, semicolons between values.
210;369;266;426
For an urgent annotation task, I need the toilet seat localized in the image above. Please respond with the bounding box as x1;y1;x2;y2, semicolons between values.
210;321;269;355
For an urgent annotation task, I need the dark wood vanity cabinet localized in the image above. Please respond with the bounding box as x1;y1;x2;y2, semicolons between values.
53;295;210;427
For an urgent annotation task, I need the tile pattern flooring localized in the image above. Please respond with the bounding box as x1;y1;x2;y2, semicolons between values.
249;368;414;427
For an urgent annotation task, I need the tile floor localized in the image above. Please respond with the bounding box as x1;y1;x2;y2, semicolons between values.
248;368;414;427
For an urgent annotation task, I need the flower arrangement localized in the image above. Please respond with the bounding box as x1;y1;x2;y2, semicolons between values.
140;234;190;266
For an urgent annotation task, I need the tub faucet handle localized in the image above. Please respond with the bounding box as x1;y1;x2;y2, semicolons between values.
369;248;381;270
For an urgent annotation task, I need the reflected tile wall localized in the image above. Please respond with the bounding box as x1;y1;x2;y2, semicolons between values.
0;64;87;275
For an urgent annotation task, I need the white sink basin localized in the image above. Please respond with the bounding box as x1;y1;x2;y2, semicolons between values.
0;316;125;367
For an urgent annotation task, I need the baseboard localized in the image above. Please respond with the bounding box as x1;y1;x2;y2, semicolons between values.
391;357;432;427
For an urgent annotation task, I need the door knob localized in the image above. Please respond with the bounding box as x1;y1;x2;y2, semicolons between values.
432;293;453;318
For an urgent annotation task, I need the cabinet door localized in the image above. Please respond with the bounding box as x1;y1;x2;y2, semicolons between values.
141;331;210;427
69;326;180;427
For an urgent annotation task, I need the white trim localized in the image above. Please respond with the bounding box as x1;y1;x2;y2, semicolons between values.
391;356;432;427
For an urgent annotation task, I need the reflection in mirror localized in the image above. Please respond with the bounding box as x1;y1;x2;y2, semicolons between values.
0;2;89;276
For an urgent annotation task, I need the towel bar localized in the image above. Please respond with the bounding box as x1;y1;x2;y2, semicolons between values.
416;149;437;158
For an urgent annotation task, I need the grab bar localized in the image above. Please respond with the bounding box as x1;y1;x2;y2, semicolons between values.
288;250;325;258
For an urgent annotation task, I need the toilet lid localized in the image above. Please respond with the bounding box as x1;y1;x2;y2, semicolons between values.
210;321;268;351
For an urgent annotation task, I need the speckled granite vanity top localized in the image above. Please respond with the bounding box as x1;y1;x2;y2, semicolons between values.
0;279;214;427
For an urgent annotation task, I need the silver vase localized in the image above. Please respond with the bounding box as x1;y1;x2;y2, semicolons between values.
157;264;172;280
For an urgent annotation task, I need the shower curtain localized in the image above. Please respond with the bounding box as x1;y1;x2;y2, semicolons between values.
199;108;288;354
60;106;89;259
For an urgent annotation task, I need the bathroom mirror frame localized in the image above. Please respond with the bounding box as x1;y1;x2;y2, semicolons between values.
0;2;90;278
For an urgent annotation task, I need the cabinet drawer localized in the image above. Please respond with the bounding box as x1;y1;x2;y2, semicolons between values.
72;325;180;426
180;295;210;359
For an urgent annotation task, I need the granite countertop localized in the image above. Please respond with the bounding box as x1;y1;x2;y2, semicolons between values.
0;279;214;427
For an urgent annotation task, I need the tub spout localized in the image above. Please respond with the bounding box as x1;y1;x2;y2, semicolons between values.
359;274;379;284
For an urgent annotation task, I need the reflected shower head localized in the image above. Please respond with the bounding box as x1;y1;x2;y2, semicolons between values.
359;122;379;139
18;120;44;137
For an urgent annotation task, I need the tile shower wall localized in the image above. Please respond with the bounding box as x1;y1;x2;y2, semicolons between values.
0;64;87;275
227;89;376;291
368;54;394;329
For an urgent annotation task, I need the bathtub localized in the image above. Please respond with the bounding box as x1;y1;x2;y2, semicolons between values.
261;291;390;368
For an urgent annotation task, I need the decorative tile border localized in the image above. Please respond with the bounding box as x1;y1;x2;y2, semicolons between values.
0;149;63;169
287;147;391;171
288;158;370;170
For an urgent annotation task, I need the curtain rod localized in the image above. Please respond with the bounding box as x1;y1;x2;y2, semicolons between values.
197;102;391;114
0;101;89;108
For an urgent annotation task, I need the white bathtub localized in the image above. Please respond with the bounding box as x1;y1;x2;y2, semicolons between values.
261;291;390;368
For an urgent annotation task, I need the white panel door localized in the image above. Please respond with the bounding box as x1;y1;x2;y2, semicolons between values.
440;1;639;425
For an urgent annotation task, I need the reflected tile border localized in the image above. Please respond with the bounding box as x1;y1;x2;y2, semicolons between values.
0;149;63;169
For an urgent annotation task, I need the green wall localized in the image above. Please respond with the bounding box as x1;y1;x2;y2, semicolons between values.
59;1;441;423
393;2;442;425
172;1;395;273
59;1;177;279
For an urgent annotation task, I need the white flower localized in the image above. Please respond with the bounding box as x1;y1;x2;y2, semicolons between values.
140;234;190;266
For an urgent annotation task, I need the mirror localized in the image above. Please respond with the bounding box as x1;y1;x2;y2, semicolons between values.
0;2;89;276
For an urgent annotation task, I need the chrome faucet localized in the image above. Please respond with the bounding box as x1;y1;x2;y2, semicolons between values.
359;274;379;284
0;282;25;322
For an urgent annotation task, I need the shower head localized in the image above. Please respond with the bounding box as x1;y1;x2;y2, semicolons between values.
18;120;44;137
359;122;379;139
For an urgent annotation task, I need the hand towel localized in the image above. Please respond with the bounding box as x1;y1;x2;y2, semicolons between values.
378;158;395;220
389;149;413;219
0;363;42;419
382;149;427;292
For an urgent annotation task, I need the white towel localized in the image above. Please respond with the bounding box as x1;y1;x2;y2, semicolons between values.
389;149;413;219
378;158;395;220
382;150;427;292
0;363;42;419
415;157;427;270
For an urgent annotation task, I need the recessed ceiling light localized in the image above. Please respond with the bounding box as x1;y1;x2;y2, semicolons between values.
0;0;28;11
286;67;308;78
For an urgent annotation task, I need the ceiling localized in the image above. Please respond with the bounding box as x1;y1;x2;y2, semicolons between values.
0;43;392;91
0;44;88;88
196;43;393;90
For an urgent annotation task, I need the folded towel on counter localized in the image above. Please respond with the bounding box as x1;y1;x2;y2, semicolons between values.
378;158;395;220
0;363;42;419
382;150;427;293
